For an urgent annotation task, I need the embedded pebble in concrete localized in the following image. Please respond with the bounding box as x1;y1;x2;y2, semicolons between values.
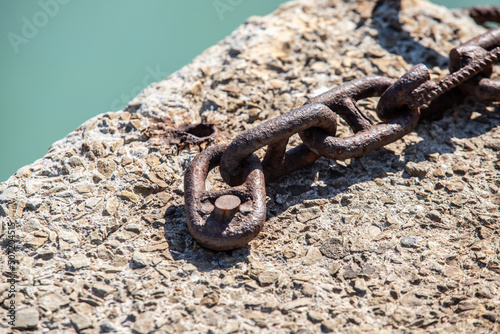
400;236;421;248
13;308;39;330
1;0;499;333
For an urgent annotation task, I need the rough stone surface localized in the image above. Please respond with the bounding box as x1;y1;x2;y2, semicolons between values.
1;0;500;333
13;308;39;330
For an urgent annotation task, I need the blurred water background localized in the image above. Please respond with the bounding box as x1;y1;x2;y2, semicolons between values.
0;0;496;181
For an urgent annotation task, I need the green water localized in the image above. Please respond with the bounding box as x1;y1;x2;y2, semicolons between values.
0;0;497;182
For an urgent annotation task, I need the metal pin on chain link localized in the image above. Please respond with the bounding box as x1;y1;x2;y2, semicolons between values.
184;144;266;251
184;9;500;251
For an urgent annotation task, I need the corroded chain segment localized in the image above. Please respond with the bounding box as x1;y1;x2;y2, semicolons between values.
469;5;500;25
184;144;266;251
449;27;500;101
409;45;500;107
300;75;421;160
184;7;500;251
220;103;337;186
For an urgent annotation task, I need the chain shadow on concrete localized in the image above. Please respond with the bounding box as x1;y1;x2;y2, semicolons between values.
264;101;499;217
369;0;449;69
163;203;251;272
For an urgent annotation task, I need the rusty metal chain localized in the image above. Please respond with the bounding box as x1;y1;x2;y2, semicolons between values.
184;7;500;251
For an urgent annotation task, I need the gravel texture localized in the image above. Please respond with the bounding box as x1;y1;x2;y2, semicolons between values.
1;0;500;333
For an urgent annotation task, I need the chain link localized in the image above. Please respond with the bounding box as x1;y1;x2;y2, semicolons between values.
184;143;266;251
184;7;500;251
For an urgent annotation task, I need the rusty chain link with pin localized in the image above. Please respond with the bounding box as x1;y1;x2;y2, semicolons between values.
184;7;500;251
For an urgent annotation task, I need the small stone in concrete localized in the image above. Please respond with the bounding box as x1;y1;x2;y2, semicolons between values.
321;319;339;333
37;249;55;260
124;223;142;234
482;312;498;323
92;284;116;298
193;285;206;299
103;197;118;215
68;156;85;168
297;207;321;223
26;197;43;210
59;230;80;245
282;298;312;312
25;235;47;250
182;263;197;274
427;210;442;222
262;296;280;312
100;321;117;333
475;287;494;299
302;247;323;265
39;293;70;312
400;236;421;248
354;278;368;293
74;182;93;194
132;311;155;334
452;164;468;175
456;301;478;313
200;291;220;308
70;313;93;331
307;310;324;323
97;159;117;178
429;262;444;273
320;238;345;260
67;254;90;270
405;162;428;177
140;241;169;253
131;252;150;269
302;283;316;296
0;187;20;202
119;191;139;203
222;320;240;333
14;308;39;330
257;270;280;287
